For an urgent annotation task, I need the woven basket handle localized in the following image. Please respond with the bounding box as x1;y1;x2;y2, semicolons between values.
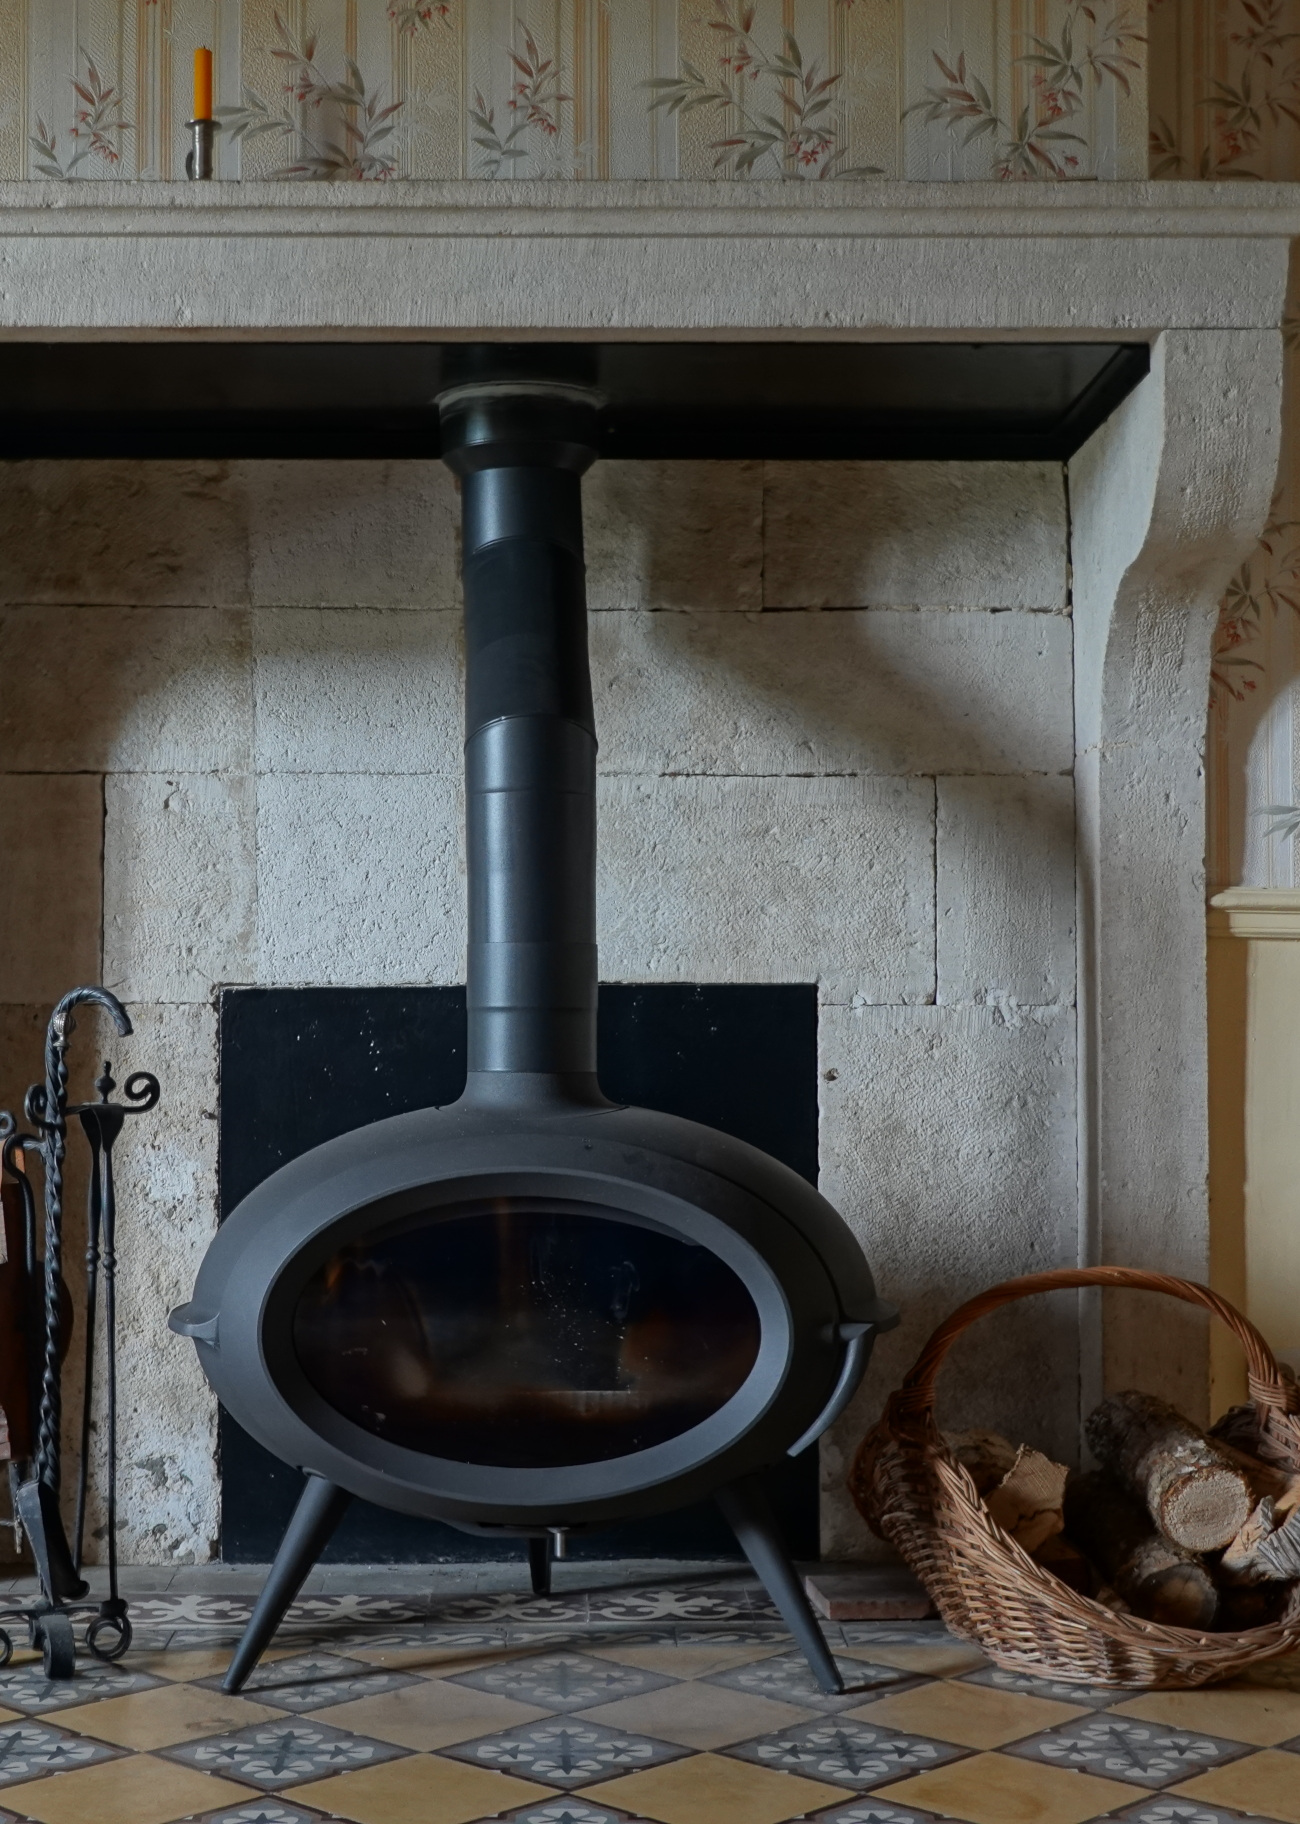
891;1266;1295;1425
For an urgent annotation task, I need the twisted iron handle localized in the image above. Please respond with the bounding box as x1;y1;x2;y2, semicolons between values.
34;990;130;1493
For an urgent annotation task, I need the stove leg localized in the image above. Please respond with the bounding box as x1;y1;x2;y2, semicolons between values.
222;1475;351;1694
716;1475;843;1695
528;1536;551;1597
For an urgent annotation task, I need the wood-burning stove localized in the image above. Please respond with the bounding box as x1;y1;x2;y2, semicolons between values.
171;350;898;1694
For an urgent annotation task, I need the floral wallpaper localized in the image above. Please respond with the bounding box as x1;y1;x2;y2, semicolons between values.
0;2;1148;183
1155;1;1300;889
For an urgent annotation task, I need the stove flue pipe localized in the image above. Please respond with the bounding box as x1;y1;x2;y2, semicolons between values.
438;364;607;1103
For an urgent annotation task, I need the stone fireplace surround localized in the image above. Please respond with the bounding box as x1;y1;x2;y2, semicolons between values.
0;180;1292;1566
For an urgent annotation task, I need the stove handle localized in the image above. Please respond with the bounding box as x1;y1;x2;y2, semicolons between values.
168;1303;219;1347
786;1322;878;1459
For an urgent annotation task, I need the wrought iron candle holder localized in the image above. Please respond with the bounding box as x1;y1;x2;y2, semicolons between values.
0;988;159;1678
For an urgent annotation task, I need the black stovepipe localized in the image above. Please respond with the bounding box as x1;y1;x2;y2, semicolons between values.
439;373;608;1103
186;361;891;1700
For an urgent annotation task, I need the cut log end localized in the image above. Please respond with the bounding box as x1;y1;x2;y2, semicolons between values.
1087;1390;1254;1553
1064;1471;1219;1631
1158;1467;1253;1555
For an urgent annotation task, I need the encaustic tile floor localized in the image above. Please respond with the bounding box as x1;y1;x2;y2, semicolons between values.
0;1565;1298;1824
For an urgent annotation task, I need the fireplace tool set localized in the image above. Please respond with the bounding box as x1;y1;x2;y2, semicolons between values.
0;988;159;1678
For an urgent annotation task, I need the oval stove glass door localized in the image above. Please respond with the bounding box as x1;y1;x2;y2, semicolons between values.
292;1197;762;1467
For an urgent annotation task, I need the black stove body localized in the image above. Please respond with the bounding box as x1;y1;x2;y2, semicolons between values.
172;357;898;1694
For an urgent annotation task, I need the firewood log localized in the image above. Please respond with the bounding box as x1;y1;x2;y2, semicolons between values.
984;1445;1069;1554
1217;1484;1300;1583
1063;1471;1218;1629
1086;1391;1253;1552
943;1429;1019;1497
1219;1499;1284;1584
1256;1505;1300;1580
1213;1439;1300;1513
1215;1581;1293;1632
1034;1532;1094;1594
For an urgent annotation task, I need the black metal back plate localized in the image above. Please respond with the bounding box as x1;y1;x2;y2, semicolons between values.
0;341;1148;461
217;983;819;1562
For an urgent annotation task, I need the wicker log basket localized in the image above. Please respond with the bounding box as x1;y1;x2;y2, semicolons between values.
849;1266;1300;1688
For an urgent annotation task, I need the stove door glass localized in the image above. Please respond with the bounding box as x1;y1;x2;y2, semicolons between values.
292;1198;762;1467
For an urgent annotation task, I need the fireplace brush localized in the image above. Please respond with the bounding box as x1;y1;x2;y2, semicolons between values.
0;988;158;1679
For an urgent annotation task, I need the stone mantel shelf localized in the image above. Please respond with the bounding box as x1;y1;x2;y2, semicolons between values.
1209;890;1300;940
3;178;1300;236
0;179;1295;337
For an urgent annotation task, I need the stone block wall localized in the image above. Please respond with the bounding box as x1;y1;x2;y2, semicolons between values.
0;455;1076;1563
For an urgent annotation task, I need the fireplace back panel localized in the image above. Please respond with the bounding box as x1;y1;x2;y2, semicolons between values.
218;983;819;1562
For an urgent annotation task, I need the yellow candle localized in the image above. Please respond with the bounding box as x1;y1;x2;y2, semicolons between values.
194;46;213;121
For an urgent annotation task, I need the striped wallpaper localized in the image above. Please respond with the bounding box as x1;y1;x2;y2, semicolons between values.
0;2;1148;182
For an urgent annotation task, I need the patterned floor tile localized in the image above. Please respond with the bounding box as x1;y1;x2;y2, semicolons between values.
159;1716;409;1789
128;1597;259;1628
1102;1798;1258;1823
19;1577;1300;1824
1238;1655;1300;1692
122;1628;186;1652
586;1587;760;1624
670;1625;791;1644
799;1802;944;1824
314;1674;548;1750
13;1754;254;1824
565;1629;683;1650
1006;1714;1253;1788
882;1750;1140;1824
0;1718;120;1787
285;1596;428;1626
594;1751;857;1824
190;1802;337;1824
198;1650;420;1712
724;1715;965;1788
132;1627;250;1654
336;1624;509;1653
294;1754;556;1822
704;1650;915;1711
440;1717;688;1787
837;1625;956;1649
578;1678;815;1750
448;1650;675;1711
959;1663;1122;1708
0;1660;164;1715
1170;1748;1300;1823
139;1644;306;1684
343;1627;515;1674
494;1801;648;1824
1112;1686;1300;1749
840;1639;989;1679
435;1594;594;1625
57;1683;283;1751
487;1633;671;1658
127;1593;425;1631
853;1676;1087;1749
586;1641;782;1681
